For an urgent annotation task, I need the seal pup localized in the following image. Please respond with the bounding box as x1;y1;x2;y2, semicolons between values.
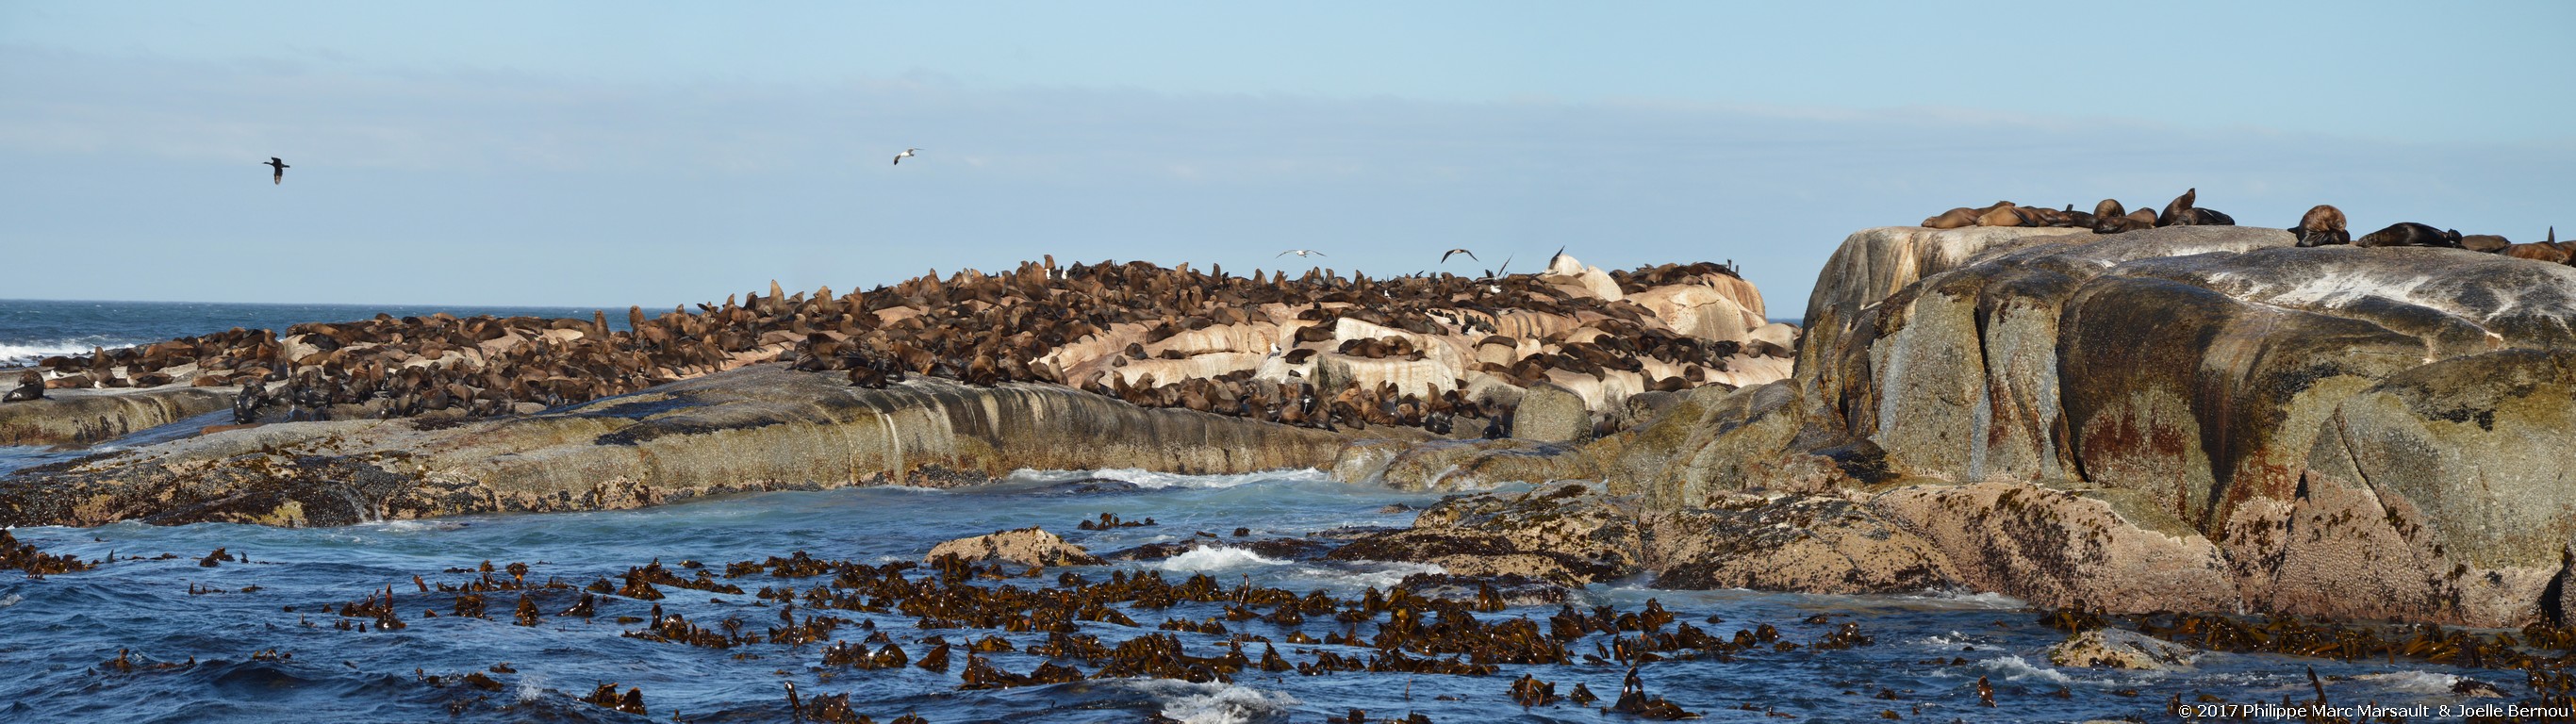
2354;222;2464;248
892;148;919;165
2289;205;2351;247
2459;234;2511;253
1439;248;1478;263
3;371;41;403
265;156;289;185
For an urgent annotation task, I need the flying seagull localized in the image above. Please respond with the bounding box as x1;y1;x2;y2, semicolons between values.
1439;248;1478;263
1277;249;1326;258
893;148;919;165
265;156;289;185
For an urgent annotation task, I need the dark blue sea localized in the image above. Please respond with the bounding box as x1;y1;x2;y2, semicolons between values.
0;299;632;369
0;301;2548;722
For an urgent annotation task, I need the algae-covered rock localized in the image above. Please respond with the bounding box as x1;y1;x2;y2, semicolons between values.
1328;481;1645;586
1648;495;1957;594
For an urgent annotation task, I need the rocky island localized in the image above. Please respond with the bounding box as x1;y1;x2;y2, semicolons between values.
8;224;2575;629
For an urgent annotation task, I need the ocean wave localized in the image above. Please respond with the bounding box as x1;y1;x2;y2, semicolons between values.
2353;670;2503;696
1972;654;2074;684
1129;680;1302;724
1004;467;1329;490
1316;561;1448;590
1159;547;1287;573
0;337;139;365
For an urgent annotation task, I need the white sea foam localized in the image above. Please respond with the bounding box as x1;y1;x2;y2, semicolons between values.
1131;680;1302;724
1159;547;1285;573
1319;561;1447;590
1893;590;2027;609
1973;654;2074;684
0;593;22;608
2353;670;2501;696
1004;467;1329;490
0;338;134;366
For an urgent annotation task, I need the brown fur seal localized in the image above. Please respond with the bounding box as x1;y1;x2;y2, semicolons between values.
3;370;41;403
2501;239;2573;264
2354;222;2465;248
2460;234;2510;253
2155;188;2237;227
1924;201;2011;229
2093;207;2156;235
1975;204;2029;227
2289;205;2351;247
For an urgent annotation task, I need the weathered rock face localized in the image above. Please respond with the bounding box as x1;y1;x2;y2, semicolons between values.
0;387;235;447
0;366;1369;528
1357;225;2576;625
926;527;1101;567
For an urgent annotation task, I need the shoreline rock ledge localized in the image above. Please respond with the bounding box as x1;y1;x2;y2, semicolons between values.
1330;224;2576;627
0;368;1366;528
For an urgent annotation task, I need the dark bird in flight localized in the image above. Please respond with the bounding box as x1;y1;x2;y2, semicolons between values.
1277;249;1326;258
265;157;289;185
893;148;919;165
1440;248;1478;263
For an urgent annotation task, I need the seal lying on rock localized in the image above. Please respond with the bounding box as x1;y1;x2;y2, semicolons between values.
2355;222;2466;248
2155;188;2236;226
2;371;42;403
2289;205;2351;247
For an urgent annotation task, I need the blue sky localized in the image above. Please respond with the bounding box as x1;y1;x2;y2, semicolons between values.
2;2;2568;312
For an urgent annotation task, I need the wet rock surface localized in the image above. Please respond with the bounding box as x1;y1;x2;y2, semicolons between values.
1649;494;1957;594
1328;482;1646;586
2046;629;2196;671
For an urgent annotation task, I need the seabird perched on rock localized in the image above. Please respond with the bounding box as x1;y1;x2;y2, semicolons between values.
265;157;289;185
1440;248;1478;263
1277;249;1326;258
893;148;919;165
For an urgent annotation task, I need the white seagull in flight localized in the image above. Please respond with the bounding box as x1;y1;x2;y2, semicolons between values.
1276;249;1326;258
893;148;919;165
1440;248;1478;263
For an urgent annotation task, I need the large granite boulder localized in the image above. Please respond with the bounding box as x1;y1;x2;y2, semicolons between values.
1342;224;2576;625
1511;383;1593;443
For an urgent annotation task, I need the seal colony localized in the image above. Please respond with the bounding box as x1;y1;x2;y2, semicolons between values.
3;255;1793;440
1923;189;2569;264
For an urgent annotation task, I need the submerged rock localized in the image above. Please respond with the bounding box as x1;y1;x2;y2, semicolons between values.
925;527;1101;568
